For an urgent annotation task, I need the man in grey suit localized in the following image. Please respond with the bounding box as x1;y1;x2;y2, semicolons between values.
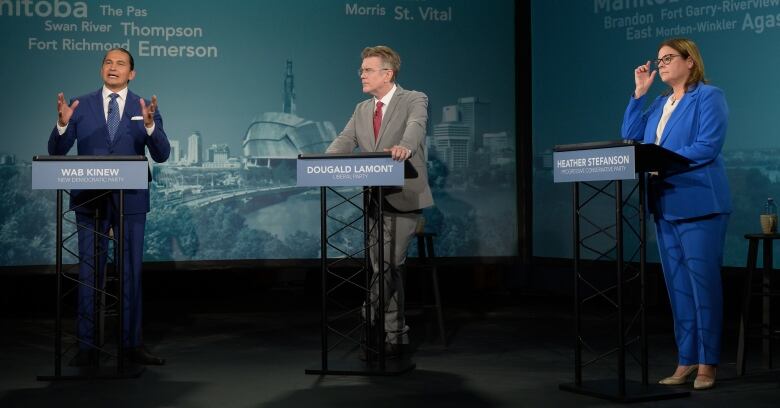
326;45;433;357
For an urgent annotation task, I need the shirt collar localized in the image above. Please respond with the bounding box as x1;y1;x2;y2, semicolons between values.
375;84;397;107
102;86;128;101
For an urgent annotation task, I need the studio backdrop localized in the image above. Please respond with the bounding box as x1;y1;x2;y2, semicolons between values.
0;0;517;266
532;0;780;267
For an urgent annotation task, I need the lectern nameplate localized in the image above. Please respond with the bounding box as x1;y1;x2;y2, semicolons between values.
297;155;403;187
32;156;148;190
553;146;636;183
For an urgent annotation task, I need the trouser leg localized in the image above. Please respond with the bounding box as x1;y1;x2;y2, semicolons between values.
76;212;109;349
107;206;146;348
656;214;728;365
368;210;418;345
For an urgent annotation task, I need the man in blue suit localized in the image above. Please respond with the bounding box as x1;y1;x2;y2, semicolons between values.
48;48;170;366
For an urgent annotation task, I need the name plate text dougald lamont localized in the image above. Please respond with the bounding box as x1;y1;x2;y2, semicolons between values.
297;155;403;187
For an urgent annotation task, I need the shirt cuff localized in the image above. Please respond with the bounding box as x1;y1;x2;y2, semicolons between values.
145;123;155;136
56;122;68;135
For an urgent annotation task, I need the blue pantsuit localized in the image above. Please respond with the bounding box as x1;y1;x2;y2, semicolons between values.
656;214;729;364
622;82;731;365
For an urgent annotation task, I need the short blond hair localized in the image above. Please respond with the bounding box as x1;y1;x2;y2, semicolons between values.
362;45;401;81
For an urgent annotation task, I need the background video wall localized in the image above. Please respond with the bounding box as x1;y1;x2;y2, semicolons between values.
532;0;780;266
0;0;517;266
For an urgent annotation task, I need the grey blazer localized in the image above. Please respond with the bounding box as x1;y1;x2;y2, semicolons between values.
326;85;433;212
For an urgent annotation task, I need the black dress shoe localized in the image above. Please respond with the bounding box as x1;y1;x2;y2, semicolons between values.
384;343;405;360
359;343;406;361
68;349;97;367
127;346;165;365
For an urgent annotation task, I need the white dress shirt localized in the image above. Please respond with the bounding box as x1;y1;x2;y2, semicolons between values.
374;84;397;118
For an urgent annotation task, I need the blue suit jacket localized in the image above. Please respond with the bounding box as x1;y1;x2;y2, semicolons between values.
48;89;170;215
621;83;732;220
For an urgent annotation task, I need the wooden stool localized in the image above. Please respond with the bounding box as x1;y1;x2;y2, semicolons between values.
415;232;446;347
736;233;780;375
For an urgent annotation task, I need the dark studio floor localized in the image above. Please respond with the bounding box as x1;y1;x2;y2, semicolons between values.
1;263;779;408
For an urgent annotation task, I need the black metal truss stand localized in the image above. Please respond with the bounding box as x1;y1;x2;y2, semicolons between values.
38;189;144;380
558;179;689;402
306;186;415;376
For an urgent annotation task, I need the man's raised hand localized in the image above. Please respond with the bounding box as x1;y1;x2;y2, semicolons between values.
56;92;79;127
140;95;158;128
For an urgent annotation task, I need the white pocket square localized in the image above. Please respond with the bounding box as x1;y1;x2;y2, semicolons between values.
131;116;144;121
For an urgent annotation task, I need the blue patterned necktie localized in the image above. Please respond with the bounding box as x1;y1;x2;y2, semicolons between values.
107;93;120;143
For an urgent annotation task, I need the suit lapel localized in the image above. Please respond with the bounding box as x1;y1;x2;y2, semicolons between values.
357;100;376;151
659;85;699;146
645;106;662;144
375;85;404;149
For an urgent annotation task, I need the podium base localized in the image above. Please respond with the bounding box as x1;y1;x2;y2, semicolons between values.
306;358;415;376
559;379;690;403
37;364;145;381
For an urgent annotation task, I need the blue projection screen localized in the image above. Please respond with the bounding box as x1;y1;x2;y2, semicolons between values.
0;0;516;266
532;0;780;266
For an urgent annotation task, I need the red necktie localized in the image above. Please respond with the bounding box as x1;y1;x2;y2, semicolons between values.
373;101;384;141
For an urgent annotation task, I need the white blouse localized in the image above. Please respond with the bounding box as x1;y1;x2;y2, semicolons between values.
655;94;682;145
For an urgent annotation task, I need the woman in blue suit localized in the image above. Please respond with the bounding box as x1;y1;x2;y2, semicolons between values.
622;38;731;390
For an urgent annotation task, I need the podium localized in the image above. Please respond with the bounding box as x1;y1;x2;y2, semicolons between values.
553;141;692;402
32;155;148;380
298;152;416;376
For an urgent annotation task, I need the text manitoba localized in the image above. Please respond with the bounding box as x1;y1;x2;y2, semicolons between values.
556;155;631;168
